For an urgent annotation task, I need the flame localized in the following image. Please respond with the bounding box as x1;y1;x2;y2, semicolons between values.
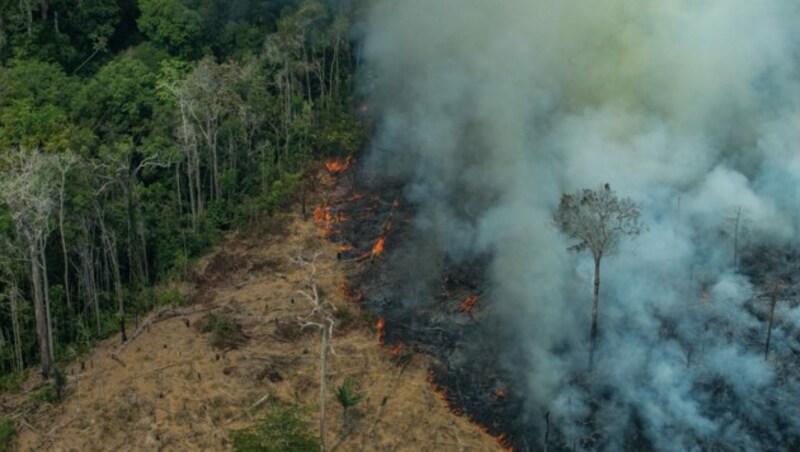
338;243;354;253
325;157;352;174
371;237;386;257
313;204;349;237
493;388;507;401
376;317;386;342
339;283;363;303
495;433;513;450
459;294;480;314
386;343;406;358
427;369;515;451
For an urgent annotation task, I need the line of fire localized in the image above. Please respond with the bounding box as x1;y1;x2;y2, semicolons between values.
314;156;519;451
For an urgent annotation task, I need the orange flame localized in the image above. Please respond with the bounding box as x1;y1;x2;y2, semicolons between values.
339;283;363;303
492;388;508;401
371;237;386;257
427;370;515;451
386;343;406;358
338;243;354;253
459;294;480;314
313;204;349;237
376;317;386;342
325;157;352;174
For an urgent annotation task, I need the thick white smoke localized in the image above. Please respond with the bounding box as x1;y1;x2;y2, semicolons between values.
361;0;800;449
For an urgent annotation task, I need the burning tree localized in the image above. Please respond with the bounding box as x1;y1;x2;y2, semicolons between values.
553;183;643;371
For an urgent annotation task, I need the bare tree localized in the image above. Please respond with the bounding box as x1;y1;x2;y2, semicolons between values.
725;206;749;272
290;250;336;452
55;153;77;311
764;279;786;360
553;183;643;371
0;241;25;373
0;149;58;378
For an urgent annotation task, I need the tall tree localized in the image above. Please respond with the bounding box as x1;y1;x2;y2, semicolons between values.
0;148;58;378
553;183;643;371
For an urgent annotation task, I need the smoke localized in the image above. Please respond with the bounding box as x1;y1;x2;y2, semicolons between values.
359;0;800;449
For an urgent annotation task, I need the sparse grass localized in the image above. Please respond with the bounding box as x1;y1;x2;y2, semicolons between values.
199;311;249;349
230;402;319;452
28;385;55;405
0;417;16;452
334;305;357;331
27;367;68;405
52;368;66;402
391;346;416;368
0;372;23;393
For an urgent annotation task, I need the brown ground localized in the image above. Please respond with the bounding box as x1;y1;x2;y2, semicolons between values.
3;202;503;451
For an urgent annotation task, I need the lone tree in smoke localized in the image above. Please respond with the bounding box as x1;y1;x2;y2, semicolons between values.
553;184;643;371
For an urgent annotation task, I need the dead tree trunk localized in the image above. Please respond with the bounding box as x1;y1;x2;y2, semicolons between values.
765;280;785;359
589;255;601;372
30;239;52;378
292;251;336;452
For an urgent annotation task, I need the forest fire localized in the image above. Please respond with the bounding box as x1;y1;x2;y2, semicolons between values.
376;317;386;342
339;283;363;303
325;157;352;174
371;237;386;257
493;388;508;401
313;204;348;237
459;294;480;314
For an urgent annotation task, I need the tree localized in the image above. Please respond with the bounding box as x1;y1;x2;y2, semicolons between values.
291;250;336;452
0;149;58;378
764;279;786;360
553;183;643;371
137;0;202;58
725;206;749;272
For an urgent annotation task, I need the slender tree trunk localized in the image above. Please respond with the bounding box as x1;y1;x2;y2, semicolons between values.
765;286;780;359
589;256;601;371
329;37;340;103
733;206;741;272
319;326;329;452
210;130;220;200
193;146;203;220
41;239;54;362
9;286;23;372
30;239;52;379
21;0;33;37
99;215;126;341
58;170;71;311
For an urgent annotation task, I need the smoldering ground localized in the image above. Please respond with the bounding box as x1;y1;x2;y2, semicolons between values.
358;0;800;449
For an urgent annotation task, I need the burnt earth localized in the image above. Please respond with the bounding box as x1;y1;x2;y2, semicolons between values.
322;161;536;450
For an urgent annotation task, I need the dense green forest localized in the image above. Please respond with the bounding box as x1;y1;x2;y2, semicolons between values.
0;0;365;381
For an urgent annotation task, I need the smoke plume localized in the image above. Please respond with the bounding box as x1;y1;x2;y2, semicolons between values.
360;0;800;449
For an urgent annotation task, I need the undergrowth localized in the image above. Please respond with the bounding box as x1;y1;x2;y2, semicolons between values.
230;402;319;452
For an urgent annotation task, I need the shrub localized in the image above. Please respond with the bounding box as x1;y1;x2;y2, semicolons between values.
0;417;16;452
335;377;364;414
0;372;22;393
199;311;248;349
230;403;319;452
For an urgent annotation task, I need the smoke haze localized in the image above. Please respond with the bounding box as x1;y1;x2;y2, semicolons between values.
360;0;800;449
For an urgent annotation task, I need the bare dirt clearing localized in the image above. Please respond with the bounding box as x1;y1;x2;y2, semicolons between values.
4;206;502;451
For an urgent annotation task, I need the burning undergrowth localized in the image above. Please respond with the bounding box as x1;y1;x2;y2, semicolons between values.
321;158;800;451
316;158;536;449
347;0;800;450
